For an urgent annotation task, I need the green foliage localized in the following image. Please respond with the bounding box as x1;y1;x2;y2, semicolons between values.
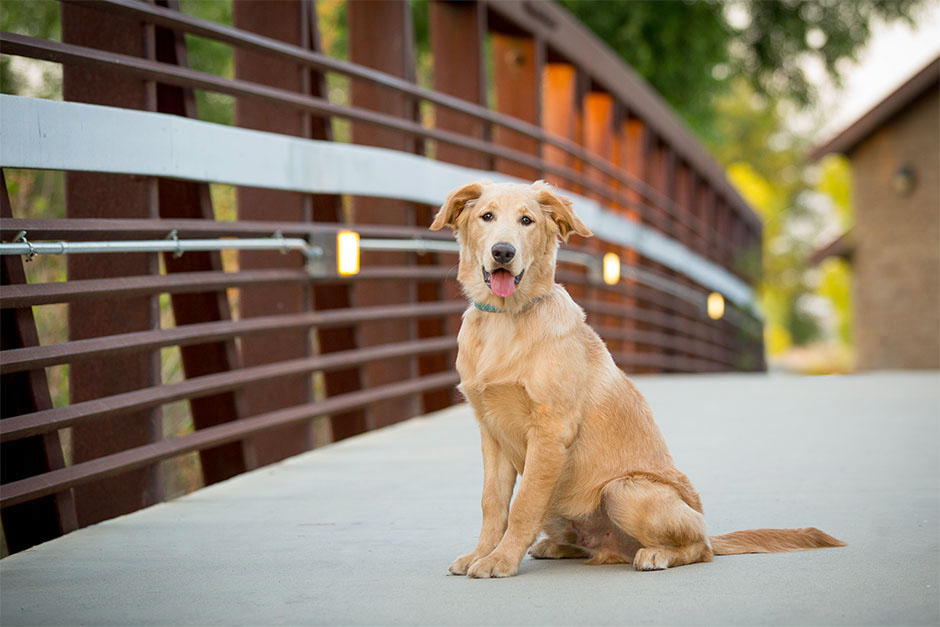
558;0;729;141
559;0;926;140
178;0;234;125
559;0;925;358
817;256;853;345
719;78;824;352
816;154;853;230
0;0;60;98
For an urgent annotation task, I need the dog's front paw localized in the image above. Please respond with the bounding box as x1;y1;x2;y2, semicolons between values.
466;553;518;578
449;552;481;576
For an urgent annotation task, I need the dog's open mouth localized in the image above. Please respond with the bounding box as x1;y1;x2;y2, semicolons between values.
482;267;524;298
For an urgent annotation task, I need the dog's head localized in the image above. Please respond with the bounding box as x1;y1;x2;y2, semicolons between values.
430;180;592;307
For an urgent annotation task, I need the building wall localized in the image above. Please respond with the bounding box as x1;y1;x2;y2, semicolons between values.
851;87;939;370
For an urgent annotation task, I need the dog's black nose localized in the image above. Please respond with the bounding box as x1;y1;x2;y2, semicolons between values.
491;243;516;264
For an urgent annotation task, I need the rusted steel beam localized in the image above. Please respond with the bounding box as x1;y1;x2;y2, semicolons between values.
425;0;488;411
492;31;541;180
1;336;458;444
0;171;78;554
61;1;162;527
430;0;488;169
542;63;578;187
349;0;423;429
233;0;315;465
0;371;460;510
542;62;584;300
582;90;617;343
152;0;249;485
612;117;640;357
299;0;369;443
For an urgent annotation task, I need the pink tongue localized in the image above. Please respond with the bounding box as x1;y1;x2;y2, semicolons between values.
490;269;516;298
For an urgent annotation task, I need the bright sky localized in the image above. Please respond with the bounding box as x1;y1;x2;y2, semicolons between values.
811;3;940;145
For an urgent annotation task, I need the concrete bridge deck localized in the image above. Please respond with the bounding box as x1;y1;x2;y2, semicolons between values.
1;372;938;626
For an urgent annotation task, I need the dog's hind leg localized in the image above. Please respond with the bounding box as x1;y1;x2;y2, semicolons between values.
529;519;589;559
602;478;713;571
529;540;590;559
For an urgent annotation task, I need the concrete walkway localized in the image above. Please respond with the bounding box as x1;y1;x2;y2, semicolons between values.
1;372;938;626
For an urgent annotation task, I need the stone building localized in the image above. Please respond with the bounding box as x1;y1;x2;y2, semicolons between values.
811;57;939;370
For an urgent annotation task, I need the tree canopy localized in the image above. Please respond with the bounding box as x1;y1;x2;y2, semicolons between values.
559;0;925;143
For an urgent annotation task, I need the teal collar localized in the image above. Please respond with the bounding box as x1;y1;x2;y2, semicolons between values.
473;295;545;315
474;301;506;313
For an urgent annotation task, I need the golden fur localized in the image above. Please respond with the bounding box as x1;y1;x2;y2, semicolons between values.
431;180;844;578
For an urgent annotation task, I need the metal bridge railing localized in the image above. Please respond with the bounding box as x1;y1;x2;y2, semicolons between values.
0;0;763;555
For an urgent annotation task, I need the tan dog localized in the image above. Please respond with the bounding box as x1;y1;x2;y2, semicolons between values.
431;180;844;578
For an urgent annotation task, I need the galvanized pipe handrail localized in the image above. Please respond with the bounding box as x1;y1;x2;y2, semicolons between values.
0;218;455;241
0;231;316;259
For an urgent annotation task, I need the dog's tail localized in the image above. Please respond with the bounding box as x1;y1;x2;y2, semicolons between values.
710;527;845;555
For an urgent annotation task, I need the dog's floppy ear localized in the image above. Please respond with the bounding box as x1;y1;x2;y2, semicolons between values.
430;181;486;231
532;180;593;242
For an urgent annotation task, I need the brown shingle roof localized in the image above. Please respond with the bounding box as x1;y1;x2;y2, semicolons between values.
810;56;939;161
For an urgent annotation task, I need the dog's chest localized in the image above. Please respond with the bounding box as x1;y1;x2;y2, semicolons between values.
457;315;541;470
456;314;533;385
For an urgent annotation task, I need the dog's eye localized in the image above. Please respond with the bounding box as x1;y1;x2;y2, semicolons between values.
520;216;533;226
481;212;494;222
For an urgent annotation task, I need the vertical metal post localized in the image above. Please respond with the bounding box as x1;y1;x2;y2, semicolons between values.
431;0;489;170
61;1;163;527
428;0;487;409
300;1;369;442
583;90;616;346
150;0;252;483
233;0;314;464
0;171;78;554
541;61;584;302
614;116;640;360
492;31;540;180
349;0;422;428
542;63;578;188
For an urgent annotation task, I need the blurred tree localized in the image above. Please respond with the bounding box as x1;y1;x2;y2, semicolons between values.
562;0;926;361
0;0;61;99
558;0;926;141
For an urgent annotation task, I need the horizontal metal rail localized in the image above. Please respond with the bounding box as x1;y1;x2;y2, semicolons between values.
579;299;740;356
0;300;467;375
611;351;724;373
0;267;461;309
1;231;317;259
0;218;454;242
0;336;457;443
0;370;460;509
0;268;310;308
